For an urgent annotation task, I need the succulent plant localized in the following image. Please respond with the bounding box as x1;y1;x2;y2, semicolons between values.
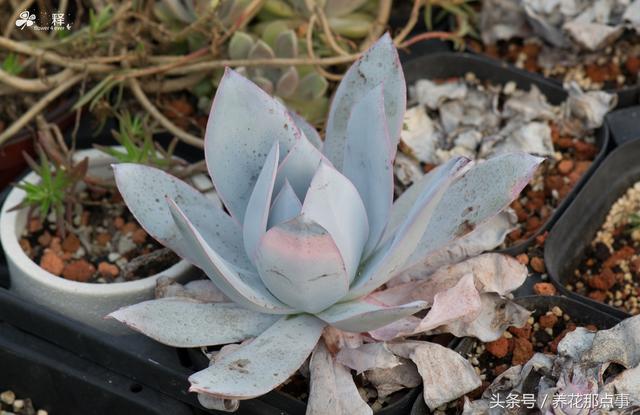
109;34;541;412
228;28;328;122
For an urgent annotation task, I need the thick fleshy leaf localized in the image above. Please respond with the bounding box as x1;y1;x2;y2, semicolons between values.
273;136;326;201
254;216;349;313
388;342;481;411
205;69;300;222
167;198;294;314
346;157;472;300
267;180;301;228
113;164;251;272
343;84;393;258
308;341;372;415
289;110;323;150
336;343;401;374
436;293;531;342
302;162;369;281
316;298;427;333
243;141;279;259
108;298;278;347
324;33;406;170
189;314;325;399
402;153;542;270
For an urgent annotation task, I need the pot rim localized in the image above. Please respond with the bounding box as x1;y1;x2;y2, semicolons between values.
0;147;191;295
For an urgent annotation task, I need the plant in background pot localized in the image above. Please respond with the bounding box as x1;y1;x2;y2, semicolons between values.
107;34;542;413
0;117;209;332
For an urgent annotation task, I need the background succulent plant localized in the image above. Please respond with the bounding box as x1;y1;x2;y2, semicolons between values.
109;35;542;412
228;28;329;122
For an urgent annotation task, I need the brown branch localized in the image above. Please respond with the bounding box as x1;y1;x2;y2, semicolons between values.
393;0;424;46
0;68;75;92
362;0;393;50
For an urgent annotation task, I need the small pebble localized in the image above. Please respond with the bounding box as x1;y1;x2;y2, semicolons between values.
1;390;15;405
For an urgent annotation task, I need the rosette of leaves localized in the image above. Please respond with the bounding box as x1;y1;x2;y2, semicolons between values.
108;35;541;413
228;28;328;123
260;0;375;40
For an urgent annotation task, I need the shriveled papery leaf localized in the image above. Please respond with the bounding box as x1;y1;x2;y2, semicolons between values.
343;84;393;258
205;69;300;222
254;216;349;313
324;33;405;170
155;277;227;303
197;394;239;412
302;162;369;281
243;142;279;259
316;298;427;333
624;0;640;29
400;106;440;165
322;326;364;354
480;121;554;158
267;180;301;228
368;274;482;341
289;110;323;150
273;136;326;201
365;358;422;399
113;164;252;272
189;314;325;399
566;83;618;130
564;21;623;51
436;293;531;342
392;210;517;282
336;342;402;374
606;364;640;398
108;298;278;347
557;327;596;361
307;341;372;415
410;79;467;110
346;157;472;300
167;198;294;314
403;153;542;270
388;341;481;410
502;85;556;121
522;2;569;48
479;0;531;44
581;315;640;368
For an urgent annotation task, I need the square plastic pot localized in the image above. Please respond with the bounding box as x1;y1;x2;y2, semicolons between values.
400;51;610;255
545;138;640;319
605;105;640;146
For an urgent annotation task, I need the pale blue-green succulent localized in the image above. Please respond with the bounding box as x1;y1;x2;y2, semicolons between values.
109;34;541;411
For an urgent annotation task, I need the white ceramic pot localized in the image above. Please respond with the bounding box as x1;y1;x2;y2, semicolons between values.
0;148;193;333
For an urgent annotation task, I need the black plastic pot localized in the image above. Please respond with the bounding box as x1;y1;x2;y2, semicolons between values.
409;295;622;415
546;138;640;319
605;105;640;146
401;52;610;255
0;318;196;414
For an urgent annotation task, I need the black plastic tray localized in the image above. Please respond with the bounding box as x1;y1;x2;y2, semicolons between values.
546;138;640;319
605;105;640;146
401;52;610;255
409;295;622;415
0;319;196;415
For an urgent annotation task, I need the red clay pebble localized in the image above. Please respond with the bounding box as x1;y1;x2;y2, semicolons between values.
19;239;32;257
37;231;52;247
96;233;111;246
494;364;509;377
62;260;95;282
530;257;546;273
587;267;617;291
486;337;510;358
533;282;557;296
625;56;640;75
550;326;576;353
516;254;529;265
132;228;147;244
509;324;532;339
603;246;635;268
589;290;607;302
98;262;119;279
114;217;125;229
557;160;574;175
539;313;558;329
62;233;81;253
121;222;138;235
28;218;42;233
512;337;534;365
40;250;64;276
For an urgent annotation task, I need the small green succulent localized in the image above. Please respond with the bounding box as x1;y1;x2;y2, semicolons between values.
2;53;24;76
228;28;328;122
